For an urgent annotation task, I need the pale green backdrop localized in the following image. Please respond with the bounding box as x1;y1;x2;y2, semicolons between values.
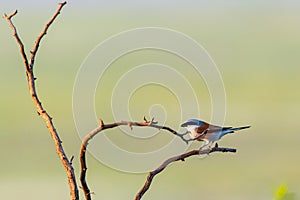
0;1;299;199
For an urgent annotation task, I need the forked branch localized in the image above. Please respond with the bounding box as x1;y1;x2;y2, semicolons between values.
3;2;79;200
80;117;236;200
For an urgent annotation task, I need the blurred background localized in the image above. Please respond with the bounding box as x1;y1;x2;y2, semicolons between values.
1;1;299;199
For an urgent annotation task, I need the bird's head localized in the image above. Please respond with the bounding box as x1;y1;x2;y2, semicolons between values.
180;119;204;127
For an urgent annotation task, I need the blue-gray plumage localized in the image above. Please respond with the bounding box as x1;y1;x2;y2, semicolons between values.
181;119;250;149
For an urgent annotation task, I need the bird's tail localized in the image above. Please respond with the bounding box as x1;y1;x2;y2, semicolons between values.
219;126;251;138
230;126;251;132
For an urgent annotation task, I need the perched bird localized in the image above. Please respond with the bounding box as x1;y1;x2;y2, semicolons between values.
181;119;250;149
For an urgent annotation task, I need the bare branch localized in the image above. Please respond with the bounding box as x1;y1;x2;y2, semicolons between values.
3;10;30;72
149;124;189;144
3;2;79;200
134;146;237;200
3;9;18;19
79;118;188;200
79;117;232;200
29;1;67;70
79;119;156;200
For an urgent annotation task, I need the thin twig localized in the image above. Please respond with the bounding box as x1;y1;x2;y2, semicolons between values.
3;2;79;200
149;124;189;144
3;10;30;72
29;1;67;70
79;117;189;200
134;146;237;200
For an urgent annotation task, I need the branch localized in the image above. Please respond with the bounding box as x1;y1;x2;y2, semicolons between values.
3;2;79;200
79;117;188;200
3;10;30;72
29;1;66;69
142;116;190;144
134;145;237;200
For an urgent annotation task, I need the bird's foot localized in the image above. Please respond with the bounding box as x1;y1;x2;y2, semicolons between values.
214;143;219;148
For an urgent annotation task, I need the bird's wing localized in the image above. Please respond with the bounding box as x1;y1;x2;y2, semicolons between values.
206;126;232;133
195;122;210;134
208;124;228;130
195;122;229;133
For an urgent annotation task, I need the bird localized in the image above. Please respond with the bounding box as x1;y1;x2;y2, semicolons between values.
181;119;250;149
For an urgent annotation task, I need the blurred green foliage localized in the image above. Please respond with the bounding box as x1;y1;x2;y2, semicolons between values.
274;185;297;200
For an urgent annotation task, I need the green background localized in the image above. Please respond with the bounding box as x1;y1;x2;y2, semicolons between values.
0;1;299;199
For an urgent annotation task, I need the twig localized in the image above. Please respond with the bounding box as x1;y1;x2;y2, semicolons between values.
3;10;30;72
79;117;189;200
134;146;237;200
29;1;67;70
3;2;79;200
